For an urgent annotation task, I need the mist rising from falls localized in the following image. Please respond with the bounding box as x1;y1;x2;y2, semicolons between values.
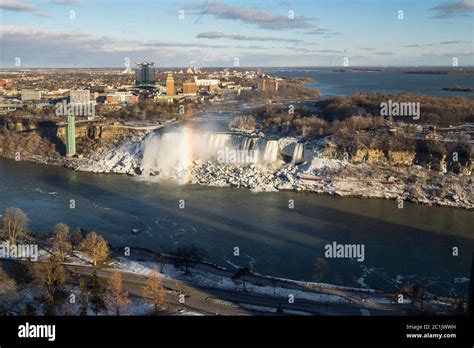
140;128;284;176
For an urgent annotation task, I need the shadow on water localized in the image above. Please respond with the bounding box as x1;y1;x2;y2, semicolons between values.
39;170;474;285
0;158;472;297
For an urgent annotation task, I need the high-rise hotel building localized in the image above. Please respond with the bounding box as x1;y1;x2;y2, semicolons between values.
135;61;156;87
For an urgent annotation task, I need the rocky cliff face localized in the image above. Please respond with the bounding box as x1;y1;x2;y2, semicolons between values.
0;119;60;161
321;139;472;175
56;122;133;142
0;116;138;161
387;151;416;166
351;148;385;164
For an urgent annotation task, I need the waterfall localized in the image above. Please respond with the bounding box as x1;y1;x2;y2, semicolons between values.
140;128;285;174
279;138;305;164
292;143;304;164
262;140;280;163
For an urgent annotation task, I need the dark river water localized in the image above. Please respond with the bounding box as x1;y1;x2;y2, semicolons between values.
0;158;472;297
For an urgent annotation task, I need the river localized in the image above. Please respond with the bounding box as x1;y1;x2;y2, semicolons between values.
1;71;473;298
0;157;472;298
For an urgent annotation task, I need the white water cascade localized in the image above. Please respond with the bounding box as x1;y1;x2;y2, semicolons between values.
262;140;280;163
292;143;304;164
140;130;283;174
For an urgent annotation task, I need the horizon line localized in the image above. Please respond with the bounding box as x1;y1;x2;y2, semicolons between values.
1;65;473;70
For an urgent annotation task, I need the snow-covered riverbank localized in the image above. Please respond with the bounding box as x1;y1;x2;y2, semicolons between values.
65;129;474;209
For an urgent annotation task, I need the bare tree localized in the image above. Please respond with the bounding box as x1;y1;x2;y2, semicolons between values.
70;228;83;254
232;267;250;290
52;223;72;261
78;277;89;316
170;245;206;274
155;250;165;273
314;257;327;282
0;265;17;314
143;265;165;314
89;270;106;315
0;207;29;244
39;254;66;315
412;283;425;312
80;232;109;266
106;271;130;316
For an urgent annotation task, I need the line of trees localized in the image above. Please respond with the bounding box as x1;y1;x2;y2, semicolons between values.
256;92;474;139
170;245;207;274
0;207;167;316
257;104;385;138
316;93;474;126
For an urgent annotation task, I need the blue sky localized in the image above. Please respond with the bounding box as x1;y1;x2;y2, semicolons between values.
1;0;473;67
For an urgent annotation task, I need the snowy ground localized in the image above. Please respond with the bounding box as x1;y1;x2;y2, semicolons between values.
70;131;474;209
110;257;356;305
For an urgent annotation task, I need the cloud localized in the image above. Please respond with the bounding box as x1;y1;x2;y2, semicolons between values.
318;49;343;53
403;40;467;48
0;0;37;11
304;28;341;38
429;0;474;18
141;40;229;50
285;47;317;53
0;26;90;41
323;32;342;38
0;25;256;68
356;48;393;55
0;25;237;67
50;0;82;5
0;26;230;52
439;40;466;44
0;0;49;16
235;45;273;50
303;28;330;35
374;51;394;56
196;31;306;44
184;2;315;30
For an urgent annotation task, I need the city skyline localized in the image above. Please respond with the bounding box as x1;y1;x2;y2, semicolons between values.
1;0;473;68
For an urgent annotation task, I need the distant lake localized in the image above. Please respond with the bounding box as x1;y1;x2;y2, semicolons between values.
265;69;474;98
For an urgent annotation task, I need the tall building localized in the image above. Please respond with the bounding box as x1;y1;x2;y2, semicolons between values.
21;89;42;101
166;73;175;95
182;80;197;96
66;115;76;157
257;78;279;92
70;89;91;104
135;61;156;87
